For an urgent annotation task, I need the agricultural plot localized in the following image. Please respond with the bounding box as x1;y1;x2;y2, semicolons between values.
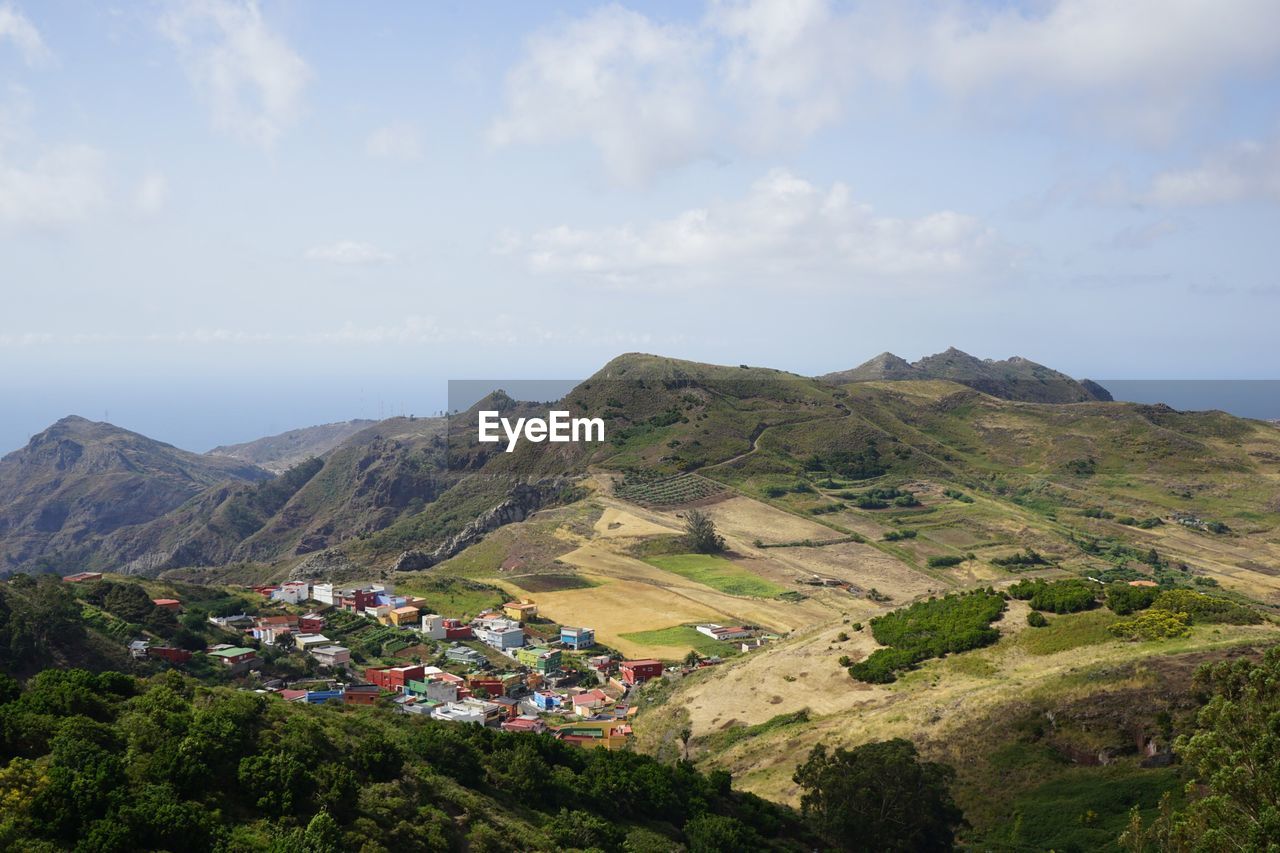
643;554;788;598
614;472;726;507
620;625;743;659
507;573;598;593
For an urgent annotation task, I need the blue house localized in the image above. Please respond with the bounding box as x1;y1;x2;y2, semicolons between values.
532;691;562;711
305;689;344;704
560;626;595;650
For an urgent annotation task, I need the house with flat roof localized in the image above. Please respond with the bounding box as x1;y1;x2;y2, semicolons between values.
619;659;663;686
560;626;595;650
515;645;561;674
445;644;487;666
309;645;350;667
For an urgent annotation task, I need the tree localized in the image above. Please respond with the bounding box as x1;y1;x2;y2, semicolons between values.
683;509;724;554
275;632;296;651
1121;647;1280;849
102;583;156;623
679;727;692;760
793;739;964;852
685;813;764;852
683;651;701;667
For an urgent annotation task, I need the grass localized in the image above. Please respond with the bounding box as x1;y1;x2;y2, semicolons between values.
390;576;506;620
642;553;787;598
1015;609;1121;656
508;573;599;593
619;625;743;659
987;764;1183;852
699;710;810;751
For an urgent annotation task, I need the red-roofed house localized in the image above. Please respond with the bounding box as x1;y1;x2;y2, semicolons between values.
619;659;663;686
152;598;181;612
502;715;547;734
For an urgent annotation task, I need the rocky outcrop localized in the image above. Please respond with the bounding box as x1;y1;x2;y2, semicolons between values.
393;479;570;572
289;549;365;582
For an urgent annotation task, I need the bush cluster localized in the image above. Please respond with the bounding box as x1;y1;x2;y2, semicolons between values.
848;590;1006;684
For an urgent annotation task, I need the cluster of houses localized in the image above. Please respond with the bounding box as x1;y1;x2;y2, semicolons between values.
90;573;671;748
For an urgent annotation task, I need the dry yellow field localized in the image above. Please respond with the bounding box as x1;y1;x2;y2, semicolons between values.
646;605;1280;805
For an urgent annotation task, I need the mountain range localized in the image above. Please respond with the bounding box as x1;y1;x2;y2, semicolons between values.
2;348;1274;581
819;347;1113;403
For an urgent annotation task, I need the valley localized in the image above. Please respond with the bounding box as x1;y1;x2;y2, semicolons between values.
4;349;1280;849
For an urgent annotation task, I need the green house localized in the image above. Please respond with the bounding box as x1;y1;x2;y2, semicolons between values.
515;645;561;673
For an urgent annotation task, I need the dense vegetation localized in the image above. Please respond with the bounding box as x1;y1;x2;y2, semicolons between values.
0;670;809;852
990;549;1049;570
1120;647;1280;849
1108;588;1262;641
1105;583;1162;616
793;739;963;852
1008;578;1100;614
848;590;1007;683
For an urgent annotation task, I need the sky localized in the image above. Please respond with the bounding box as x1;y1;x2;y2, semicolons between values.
2;0;1280;453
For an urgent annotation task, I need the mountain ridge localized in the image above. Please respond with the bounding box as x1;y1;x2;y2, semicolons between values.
819;347;1113;403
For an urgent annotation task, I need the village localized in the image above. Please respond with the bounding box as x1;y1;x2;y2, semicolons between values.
62;572;771;750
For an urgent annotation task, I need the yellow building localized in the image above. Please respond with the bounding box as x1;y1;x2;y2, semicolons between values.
553;720;632;750
388;605;421;627
503;599;538;623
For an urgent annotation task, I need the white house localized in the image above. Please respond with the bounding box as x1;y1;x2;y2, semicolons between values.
477;624;525;651
310;645;351;667
310;583;335;606
271;581;310;605
695;624;754;641
431;698;502;726
294;633;333;651
420;614;446;639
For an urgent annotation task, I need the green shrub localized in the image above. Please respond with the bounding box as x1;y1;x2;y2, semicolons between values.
848;590;1006;683
1007;579;1099;613
1109;609;1192;641
1104;583;1160;616
883;529;917;542
1151;589;1260;625
927;555;964;568
1026;611;1048;628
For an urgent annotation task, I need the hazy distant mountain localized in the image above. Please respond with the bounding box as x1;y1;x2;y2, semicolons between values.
820;347;1113;403
96;417;448;574
0;416;271;572
209;419;376;474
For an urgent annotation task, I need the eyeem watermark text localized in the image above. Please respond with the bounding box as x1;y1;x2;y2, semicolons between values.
478;410;605;452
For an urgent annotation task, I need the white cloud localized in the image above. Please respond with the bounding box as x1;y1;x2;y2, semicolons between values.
0;4;51;67
134;171;168;215
160;0;310;148
0;144;106;227
708;0;868;145
505;169;1006;287
492;1;1280;176
365;123;422;161
304;240;394;265
1145;136;1280;205
489;4;715;184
